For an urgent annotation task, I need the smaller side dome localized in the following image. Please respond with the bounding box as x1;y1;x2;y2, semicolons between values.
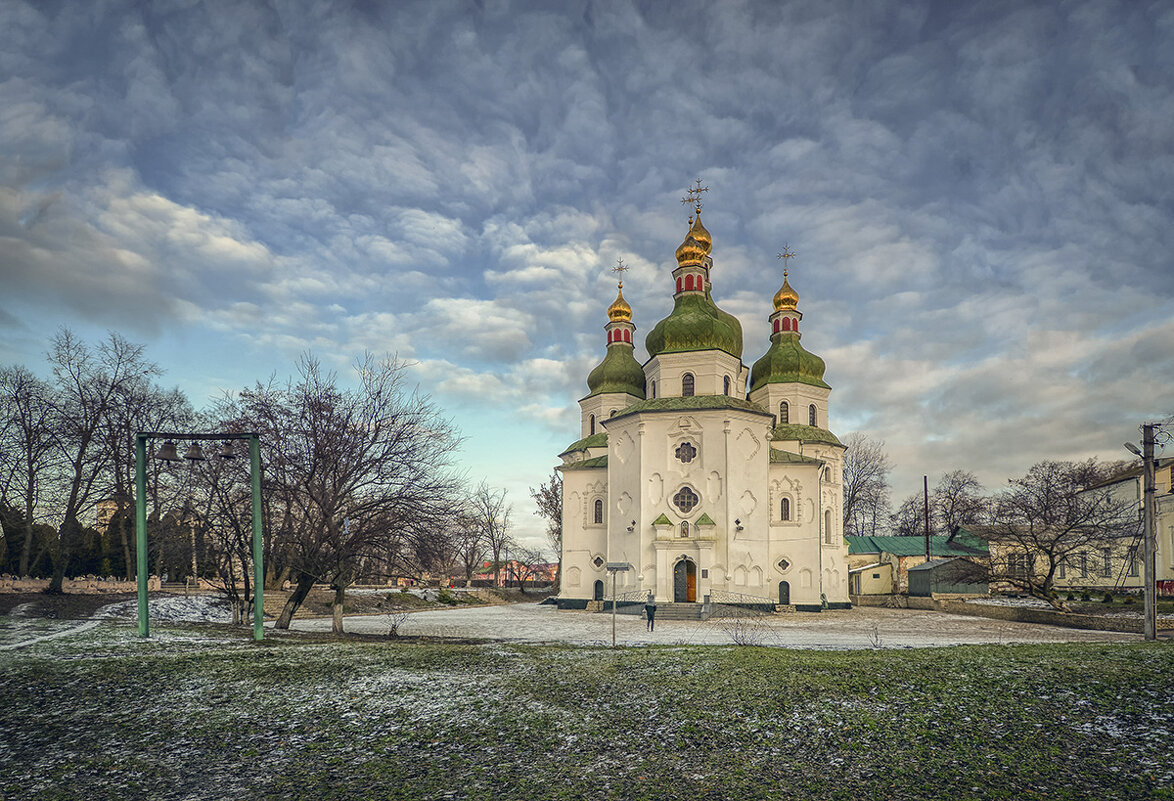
675;232;706;266
689;212;711;255
773;271;799;311
586;346;647;398
607;284;632;322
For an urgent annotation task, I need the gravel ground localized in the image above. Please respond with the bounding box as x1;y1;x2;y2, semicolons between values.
286;602;1139;648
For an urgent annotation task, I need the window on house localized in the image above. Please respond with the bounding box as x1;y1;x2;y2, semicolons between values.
809;404;817;426
675;441;697;463
1079;552;1088;578
1128;547;1139;577
1058;558;1066;579
609;409;617;417
781;497;791;521
723;375;731;395
593;499;603;524
1102;548;1112;578
682;373;695;397
779;401;789;425
650;380;656;399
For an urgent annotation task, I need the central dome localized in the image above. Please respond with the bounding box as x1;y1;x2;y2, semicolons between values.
645;291;743;359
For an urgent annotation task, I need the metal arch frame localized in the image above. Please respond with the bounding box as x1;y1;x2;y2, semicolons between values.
135;431;263;641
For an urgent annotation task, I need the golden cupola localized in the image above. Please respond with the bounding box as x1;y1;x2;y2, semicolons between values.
773;271;799;311
675;212;711;266
607;284;633;322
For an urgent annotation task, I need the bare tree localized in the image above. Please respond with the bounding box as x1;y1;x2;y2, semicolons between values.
471;482;512;586
451;512;488;586
45;330;160;594
972;459;1139;610
0;366;56;575
841;433;891;537
529;471;562;586
932;470;988;536
889;493;932;538
507;544;548;593
240;354;462;632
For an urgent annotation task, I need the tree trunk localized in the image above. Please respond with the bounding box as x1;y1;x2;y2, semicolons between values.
46;515;76;594
275;571;315;629
19;513;34;577
332;584;346;634
119;515;133;581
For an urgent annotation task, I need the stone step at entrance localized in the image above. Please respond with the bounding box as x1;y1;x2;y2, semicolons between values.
606;601;706;621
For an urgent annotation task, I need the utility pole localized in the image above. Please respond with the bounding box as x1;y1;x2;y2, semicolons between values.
1142;423;1157;641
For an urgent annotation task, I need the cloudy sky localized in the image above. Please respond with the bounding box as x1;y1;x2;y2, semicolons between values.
2;0;1172;550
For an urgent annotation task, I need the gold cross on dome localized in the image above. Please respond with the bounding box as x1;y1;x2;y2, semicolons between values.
777;244;796;272
611;258;629;287
682;179;709;212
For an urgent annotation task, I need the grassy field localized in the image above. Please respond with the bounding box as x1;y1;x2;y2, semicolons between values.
1;622;1172;800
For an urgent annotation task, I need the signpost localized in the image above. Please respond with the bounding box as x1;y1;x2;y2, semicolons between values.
605;562;631;648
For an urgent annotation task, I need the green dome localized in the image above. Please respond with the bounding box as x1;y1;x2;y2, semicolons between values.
749;332;830;391
586;345;647;398
645;292;743;359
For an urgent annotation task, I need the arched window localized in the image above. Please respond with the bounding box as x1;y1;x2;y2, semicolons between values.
623;329;631;343
824;509;833;544
589;415;595;435
781;497;791;521
809;404;817;426
782;317;791;332
684;274;695;291
682;373;695;397
723;375;731;396
593;499;603;524
680;521;689;538
779;401;789;424
609;409;617;417
676;277;683;293
650;380;657;399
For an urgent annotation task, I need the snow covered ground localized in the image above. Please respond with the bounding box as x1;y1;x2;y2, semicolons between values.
286;602;1139;649
97;594;233;623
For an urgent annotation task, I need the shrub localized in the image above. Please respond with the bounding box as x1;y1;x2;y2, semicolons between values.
1102;593;1114;604
1124;595;1136;605
436;588;459;606
1081;593;1091;602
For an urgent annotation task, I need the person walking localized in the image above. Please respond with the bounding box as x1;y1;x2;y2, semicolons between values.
644;592;657;631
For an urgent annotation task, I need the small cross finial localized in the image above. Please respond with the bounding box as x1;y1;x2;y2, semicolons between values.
777;244;796;272
611;258;629;288
682;178;709;213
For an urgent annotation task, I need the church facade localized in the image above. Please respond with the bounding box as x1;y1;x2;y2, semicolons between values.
557;203;850;612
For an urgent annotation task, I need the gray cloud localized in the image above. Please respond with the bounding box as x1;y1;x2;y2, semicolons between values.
2;0;1171;529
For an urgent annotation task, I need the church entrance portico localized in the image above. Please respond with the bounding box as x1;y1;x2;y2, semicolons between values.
673;558;697;602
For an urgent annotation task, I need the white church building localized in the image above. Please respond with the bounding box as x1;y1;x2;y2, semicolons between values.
557;202;850;612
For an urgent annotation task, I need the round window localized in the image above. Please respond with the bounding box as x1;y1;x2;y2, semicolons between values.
675;441;697;463
673;486;700;513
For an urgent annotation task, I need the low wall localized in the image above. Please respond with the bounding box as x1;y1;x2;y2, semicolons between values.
851;594;1145;634
0;575;162;593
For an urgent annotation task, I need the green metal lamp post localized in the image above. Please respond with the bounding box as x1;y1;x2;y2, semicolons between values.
135;431;264;640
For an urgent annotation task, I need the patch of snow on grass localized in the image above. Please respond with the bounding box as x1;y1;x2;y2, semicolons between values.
97;595;232;623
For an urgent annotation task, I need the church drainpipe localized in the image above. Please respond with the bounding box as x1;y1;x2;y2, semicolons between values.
817;452;824;608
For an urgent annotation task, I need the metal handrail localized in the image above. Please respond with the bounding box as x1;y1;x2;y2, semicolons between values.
707;589;778;607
